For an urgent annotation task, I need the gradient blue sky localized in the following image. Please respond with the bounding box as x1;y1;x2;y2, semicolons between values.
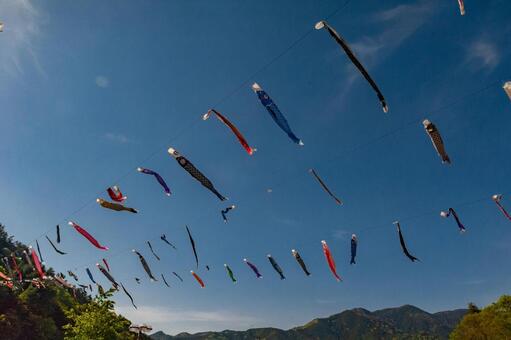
1;0;511;335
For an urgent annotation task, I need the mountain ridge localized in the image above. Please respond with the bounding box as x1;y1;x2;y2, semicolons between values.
150;304;466;340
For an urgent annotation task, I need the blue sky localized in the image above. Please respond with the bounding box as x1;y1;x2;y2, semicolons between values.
1;0;511;335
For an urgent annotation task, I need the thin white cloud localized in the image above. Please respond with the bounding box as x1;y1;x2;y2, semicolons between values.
333;229;350;240
104;132;129;144
95;75;110;88
465;39;500;72
0;0;44;77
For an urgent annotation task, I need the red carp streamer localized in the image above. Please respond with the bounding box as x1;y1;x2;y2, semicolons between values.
107;185;127;202
321;240;341;281
68;221;108;250
191;270;205;288
30;246;45;279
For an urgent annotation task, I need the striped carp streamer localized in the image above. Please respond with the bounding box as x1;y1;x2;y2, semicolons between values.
135;277;141;284
251;83;304;145
315;20;388;113
2;257;12;276
321;240;341;282
224;264;237;283
86;268;97;284
393;221;420;262
68;221;108;250
458;0;466;15
423;119;451;164
147;241;160;261
137;167;171;196
190;270;205;288
121;283;137;309
54;275;74;289
244;258;262;278
67;270;79;281
203;109;256;155
291;249;310;276
102;258;110;271
221;205;236;223
10;254;22;282
440;208;466;232
56;224;61;243
173;272;183;282
30;246;45;279
267;254;285;280
503;82;511;101
45;236;66;255
132;249;157;282
107;185;127;202
492;194;511;221
36;240;44;263
23;250;33;268
309;169;342;205
350;234;358;265
96;198;137;213
161;274;170;287
96;263;119;289
160;234;177;250
186;226;199;269
168;147;227;201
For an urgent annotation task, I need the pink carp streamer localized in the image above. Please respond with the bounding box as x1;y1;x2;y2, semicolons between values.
68;221;108;250
321;240;341;281
30;246;45;279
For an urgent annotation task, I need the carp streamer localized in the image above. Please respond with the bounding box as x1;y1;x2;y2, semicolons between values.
96;263;119;289
147;241;160;261
458;0;465;15
315;20;388;113
504;82;511;101
132;249;157;281
244;258;262;278
350;234;358;265
440;208;467;232
121;283;137;309
224;264;237;283
203;109;256;155
493;194;511;221
168;147;226;201
309;169;342;205
252;82;304;145
267;254;285;280
96;198;137;213
137;167;171;196
161;234;177;249
186;226;199;269
321;240;341;281
11;254;22;282
292;249;311;276
68;221;108;250
191;270;205;288
107;185;127;202
102;258;110;271
56;224;61;243
86;268;97;284
30;246;45;279
67;270;79;281
423;119;451;164
23;250;33;268
173;272;183;282
46;236;66;255
135;277;141;284
221;205;236;223
393;221;420;262
36;240;44;263
161;274;170;287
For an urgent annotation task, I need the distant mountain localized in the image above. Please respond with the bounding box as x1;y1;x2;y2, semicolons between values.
150;305;466;340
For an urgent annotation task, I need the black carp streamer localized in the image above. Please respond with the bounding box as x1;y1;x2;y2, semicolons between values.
121;283;137;309
309;169;342;205
221;205;236;223
186;226;199;269
168;147;227;201
291;249;310;276
423;119;451;164
440;208;466;232
56;225;61;243
161;274;170;287
161;234;177;249
393;221;420;262
46;236;66;255
173;272;183;282
147;241;160;261
267;254;285;280
132;249;157;282
350;234;357;265
315;20;388;113
96;263;119;289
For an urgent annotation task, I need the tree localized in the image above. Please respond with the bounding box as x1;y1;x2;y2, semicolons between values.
450;295;511;339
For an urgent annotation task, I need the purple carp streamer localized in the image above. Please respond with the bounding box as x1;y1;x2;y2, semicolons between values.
423;119;451;164
173;272;183;282
168;147;226;201
96;198;138;213
147;241;160;261
161;274;170;287
291;249;310;276
186;226;199;269
350;234;357;265
45;236;66;255
267;254;285;280
504;82;511;101
120;283;137;309
203;109;256;155
252;83;304;145
137;167;171;196
492;194;511;221
393;221;420;262
458;0;466;15
309;169;342;205
440;208;466;232
56;225;61;243
221;205;236;223
315;20;388;113
161;234;177;250
132;249;157;282
96;263;119;289
86;268;97;284
244;258;262;278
